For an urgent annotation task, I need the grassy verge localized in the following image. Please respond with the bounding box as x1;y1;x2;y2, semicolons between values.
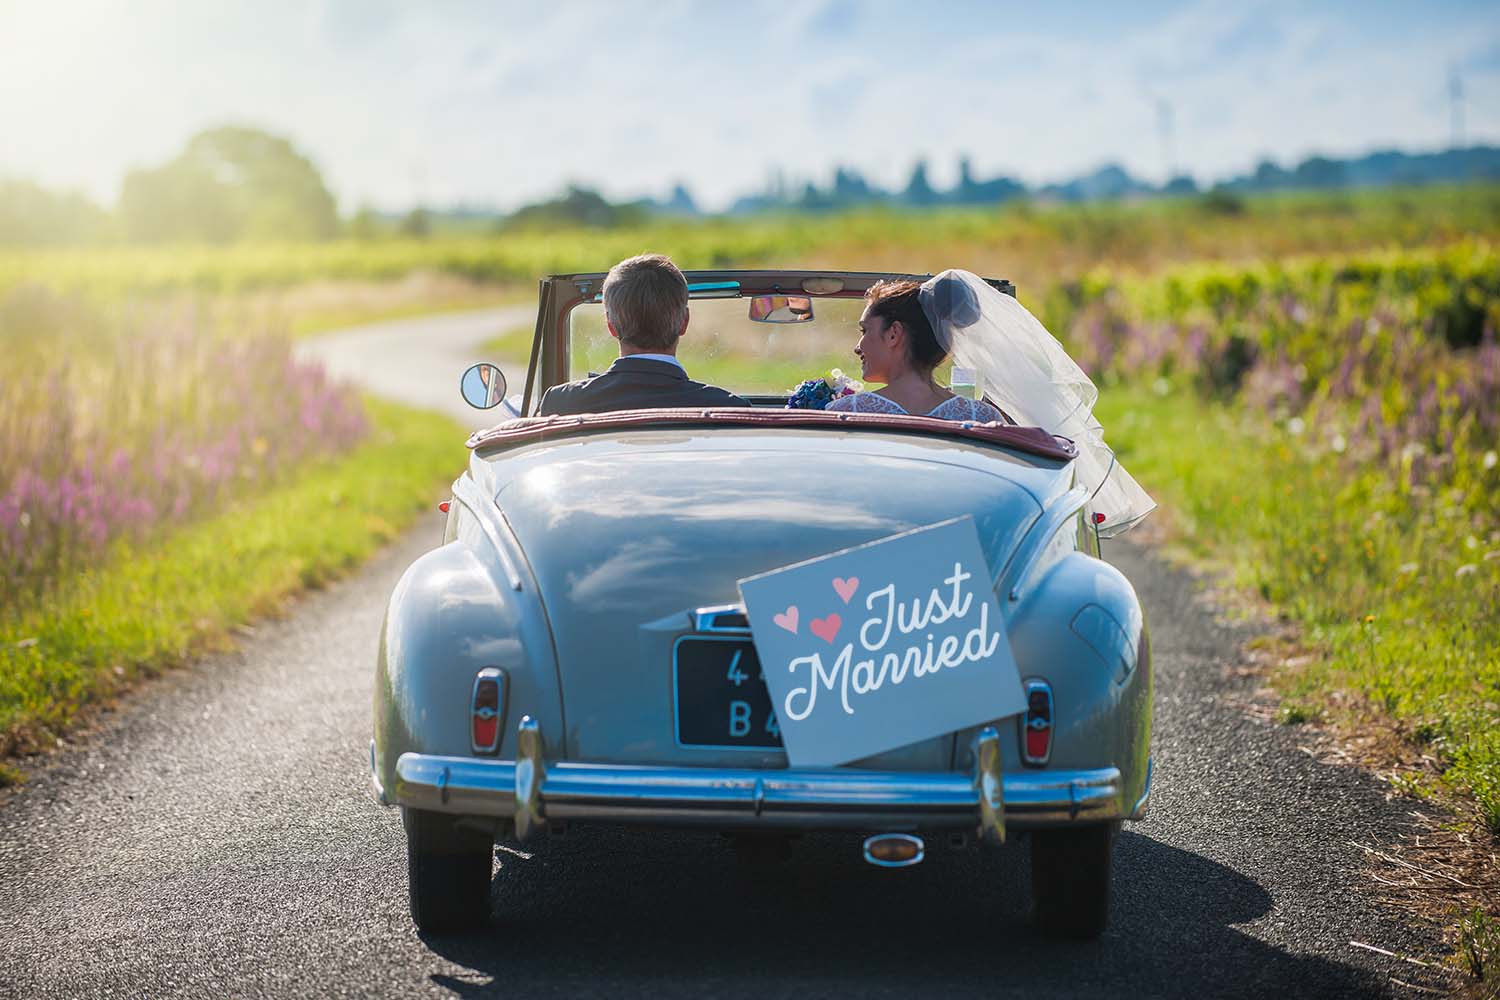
0;396;465;783
1097;383;1499;827
1097;382;1499;981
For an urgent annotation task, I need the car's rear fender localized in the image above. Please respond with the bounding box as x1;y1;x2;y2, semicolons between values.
372;475;564;797
955;545;1152;810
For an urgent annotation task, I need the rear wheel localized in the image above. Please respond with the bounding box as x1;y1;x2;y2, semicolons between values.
404;807;494;933
1030;822;1115;939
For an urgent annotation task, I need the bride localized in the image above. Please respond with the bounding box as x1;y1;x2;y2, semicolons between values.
827;278;1004;422
828;271;1156;537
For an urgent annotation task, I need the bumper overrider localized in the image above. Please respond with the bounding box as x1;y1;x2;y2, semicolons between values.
374;717;1152;843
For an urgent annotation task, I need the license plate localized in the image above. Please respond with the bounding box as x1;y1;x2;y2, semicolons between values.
674;637;783;749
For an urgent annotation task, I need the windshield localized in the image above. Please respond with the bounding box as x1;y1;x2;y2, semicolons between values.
568;295;955;397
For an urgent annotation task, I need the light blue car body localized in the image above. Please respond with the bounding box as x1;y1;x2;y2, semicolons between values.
371;270;1152;846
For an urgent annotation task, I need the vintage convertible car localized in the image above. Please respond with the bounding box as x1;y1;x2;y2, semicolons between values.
371;269;1152;938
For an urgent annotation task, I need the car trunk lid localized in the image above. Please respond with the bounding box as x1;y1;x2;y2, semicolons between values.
487;429;1060;768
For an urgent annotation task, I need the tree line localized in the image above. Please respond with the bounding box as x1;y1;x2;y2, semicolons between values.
5;124;1498;248
2;126;344;247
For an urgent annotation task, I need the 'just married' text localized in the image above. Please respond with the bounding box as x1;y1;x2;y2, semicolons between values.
781;562;1001;722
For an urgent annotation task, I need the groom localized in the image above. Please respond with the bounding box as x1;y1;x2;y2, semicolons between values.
538;253;749;415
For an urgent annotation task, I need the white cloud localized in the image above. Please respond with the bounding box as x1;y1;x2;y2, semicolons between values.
0;0;1496;213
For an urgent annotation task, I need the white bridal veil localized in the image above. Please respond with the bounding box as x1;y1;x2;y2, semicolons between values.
918;269;1156;538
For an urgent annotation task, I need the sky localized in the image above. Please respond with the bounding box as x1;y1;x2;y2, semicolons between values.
1;0;1498;213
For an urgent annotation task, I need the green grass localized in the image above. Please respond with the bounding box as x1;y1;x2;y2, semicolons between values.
1458;905;1500;984
7;184;1497;307
0;396;466;776
685;354;846;396
1097;384;1500;833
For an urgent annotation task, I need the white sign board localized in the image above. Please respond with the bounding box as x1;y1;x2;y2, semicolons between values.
737;516;1026;767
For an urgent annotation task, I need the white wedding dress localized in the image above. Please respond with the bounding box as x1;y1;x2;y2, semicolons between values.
826;392;1006;422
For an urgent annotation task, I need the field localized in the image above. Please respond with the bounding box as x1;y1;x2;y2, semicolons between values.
5;185;1497;305
0;289;467;778
4;184;1498;970
0;289;370;607
0;393;464;778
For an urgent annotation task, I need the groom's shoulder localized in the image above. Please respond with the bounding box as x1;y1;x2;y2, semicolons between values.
537;364;642;415
687;380;749;406
537;377;595;415
537;363;749;415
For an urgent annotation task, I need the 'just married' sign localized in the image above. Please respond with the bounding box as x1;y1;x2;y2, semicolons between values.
737;516;1026;767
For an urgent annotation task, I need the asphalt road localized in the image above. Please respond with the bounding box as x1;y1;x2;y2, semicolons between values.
0;308;1445;999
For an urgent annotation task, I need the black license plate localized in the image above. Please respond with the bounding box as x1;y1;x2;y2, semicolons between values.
674;637;783;749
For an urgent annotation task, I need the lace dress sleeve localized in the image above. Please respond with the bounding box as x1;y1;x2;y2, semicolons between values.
827;392;906;414
927;396;1007;422
972;399;1007;423
825;394;857;412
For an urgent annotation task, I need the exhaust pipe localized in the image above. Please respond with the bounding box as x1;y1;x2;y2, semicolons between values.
863;833;924;868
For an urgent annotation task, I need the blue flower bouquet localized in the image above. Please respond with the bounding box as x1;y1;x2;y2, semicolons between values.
785;369;863;410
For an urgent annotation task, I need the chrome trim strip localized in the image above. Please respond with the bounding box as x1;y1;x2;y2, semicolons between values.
692;604;752;634
393;751;1128;831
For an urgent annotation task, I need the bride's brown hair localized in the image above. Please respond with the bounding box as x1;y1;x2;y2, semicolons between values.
865;280;948;372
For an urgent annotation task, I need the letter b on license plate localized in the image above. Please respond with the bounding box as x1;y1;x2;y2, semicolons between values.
674;638;782;748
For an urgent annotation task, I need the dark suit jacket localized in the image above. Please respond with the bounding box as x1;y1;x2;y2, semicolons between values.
537;357;750;415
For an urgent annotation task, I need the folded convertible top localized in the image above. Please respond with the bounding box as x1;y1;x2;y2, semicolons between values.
466;407;1077;462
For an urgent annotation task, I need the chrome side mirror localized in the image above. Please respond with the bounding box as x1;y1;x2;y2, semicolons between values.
748;295;814;323
460;363;508;409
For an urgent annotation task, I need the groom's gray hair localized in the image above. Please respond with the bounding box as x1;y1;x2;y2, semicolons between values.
603;253;689;352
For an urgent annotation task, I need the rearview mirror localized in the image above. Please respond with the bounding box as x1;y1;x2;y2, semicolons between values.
460;363;508;409
748;295;814;324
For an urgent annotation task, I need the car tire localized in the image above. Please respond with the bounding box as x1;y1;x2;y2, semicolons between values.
404;807;494;934
1030;822;1115;939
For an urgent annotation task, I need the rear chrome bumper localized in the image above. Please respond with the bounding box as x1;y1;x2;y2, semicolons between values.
378;717;1149;841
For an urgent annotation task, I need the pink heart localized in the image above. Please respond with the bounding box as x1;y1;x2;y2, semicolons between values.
832;576;859;604
810;613;842;644
773;606;799;634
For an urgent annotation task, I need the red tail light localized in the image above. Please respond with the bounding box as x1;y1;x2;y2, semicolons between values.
471;668;504;754
1019;678;1052;766
439;500;451;513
